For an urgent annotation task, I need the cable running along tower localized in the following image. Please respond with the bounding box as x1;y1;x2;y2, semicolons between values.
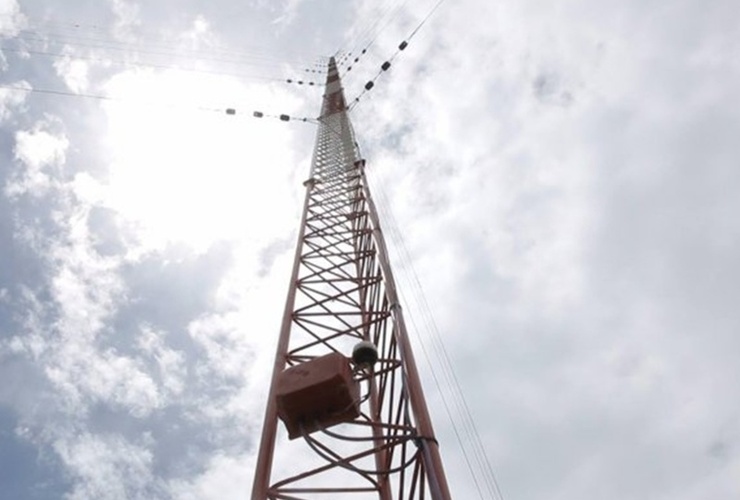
251;57;451;499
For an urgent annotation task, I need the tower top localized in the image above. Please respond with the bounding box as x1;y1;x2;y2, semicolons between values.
322;56;346;117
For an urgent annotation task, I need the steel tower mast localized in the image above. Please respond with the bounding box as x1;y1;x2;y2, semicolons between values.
251;57;451;500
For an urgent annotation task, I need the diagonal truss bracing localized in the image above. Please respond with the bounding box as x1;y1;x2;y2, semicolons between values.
251;57;451;500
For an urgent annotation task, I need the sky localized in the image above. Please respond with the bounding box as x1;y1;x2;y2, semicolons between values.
1;0;739;498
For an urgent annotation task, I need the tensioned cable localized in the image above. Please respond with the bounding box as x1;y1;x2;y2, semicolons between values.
15;27;313;66
368;161;494;500
401;202;504;500
347;0;449;111
0;46;287;82
336;0;411;71
0;83;320;124
11;34;311;70
372;176;504;500
372;166;504;500
4;30;327;87
369;171;501;500
363;168;491;500
15;19;290;61
334;0;414;87
334;2;389;60
0;83;115;102
9;17;327;81
2;43;325;88
8;25;318;69
407;0;447;39
364;166;505;500
352;0;412;60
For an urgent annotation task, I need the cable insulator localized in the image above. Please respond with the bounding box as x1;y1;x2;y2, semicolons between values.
279;114;290;121
226;108;236;115
381;61;391;71
365;81;374;91
399;41;408;50
287;79;293;83
253;111;264;118
347;66;352;71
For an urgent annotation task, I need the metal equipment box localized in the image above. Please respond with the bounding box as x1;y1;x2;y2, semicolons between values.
276;352;360;439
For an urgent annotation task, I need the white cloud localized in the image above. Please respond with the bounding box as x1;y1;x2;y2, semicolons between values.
347;0;740;498
109;0;141;40
45;347;160;418
6;118;69;196
1;98;288;494
49;215;124;339
0;0;26;37
53;48;90;93
137;325;186;396
3;285;50;359
272;0;306;28
54;433;161;500
189;312;251;381
178;14;218;50
7;193;161;418
15;125;69;171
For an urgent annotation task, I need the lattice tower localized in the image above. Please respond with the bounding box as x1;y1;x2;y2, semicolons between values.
251;57;451;500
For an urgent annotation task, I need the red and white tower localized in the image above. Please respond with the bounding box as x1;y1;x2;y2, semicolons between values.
251;57;451;500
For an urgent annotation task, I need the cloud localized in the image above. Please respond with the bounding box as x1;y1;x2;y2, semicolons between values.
0;83;28;122
5;117;69;198
346;0;740;497
54;433;163;500
109;0;142;40
6;177;160;420
137;326;186;396
1;102;293;499
53;50;90;93
177;15;218;50
272;0;306;29
0;0;26;37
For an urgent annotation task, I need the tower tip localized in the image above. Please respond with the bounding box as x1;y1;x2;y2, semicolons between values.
322;56;345;116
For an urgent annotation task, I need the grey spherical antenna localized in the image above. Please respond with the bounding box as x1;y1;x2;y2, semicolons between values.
352;341;378;367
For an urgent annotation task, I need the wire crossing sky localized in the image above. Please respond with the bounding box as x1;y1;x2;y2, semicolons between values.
1;0;740;499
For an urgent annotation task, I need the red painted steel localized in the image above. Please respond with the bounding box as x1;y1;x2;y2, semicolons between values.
251;57;451;500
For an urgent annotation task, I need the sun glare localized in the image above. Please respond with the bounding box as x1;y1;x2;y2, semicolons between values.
97;69;305;254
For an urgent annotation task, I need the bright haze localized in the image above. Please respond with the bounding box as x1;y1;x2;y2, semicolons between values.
1;0;738;499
